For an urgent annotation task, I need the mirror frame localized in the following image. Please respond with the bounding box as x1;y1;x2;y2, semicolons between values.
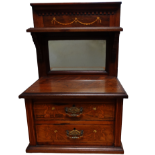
47;32;110;75
31;31;119;77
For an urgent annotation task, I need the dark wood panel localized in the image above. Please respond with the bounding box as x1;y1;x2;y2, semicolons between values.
25;99;36;145
33;10;44;27
114;98;123;147
33;102;115;121
31;2;121;28
35;124;114;145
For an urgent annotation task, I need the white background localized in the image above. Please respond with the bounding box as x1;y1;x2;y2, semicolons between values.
0;0;155;155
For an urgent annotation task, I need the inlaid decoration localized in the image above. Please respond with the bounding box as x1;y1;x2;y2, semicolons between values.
33;103;115;120
51;17;101;26
36;125;114;144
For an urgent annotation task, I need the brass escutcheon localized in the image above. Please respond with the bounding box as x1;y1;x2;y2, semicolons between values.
93;130;97;133
65;105;83;117
52;107;55;110
54;130;58;133
66;128;83;139
93;107;96;110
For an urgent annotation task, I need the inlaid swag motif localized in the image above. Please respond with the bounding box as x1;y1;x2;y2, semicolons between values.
51;17;101;26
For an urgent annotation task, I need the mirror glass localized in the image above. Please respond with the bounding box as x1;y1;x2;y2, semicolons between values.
48;40;106;71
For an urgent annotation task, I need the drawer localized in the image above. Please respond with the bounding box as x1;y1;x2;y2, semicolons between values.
36;124;114;146
33;102;115;121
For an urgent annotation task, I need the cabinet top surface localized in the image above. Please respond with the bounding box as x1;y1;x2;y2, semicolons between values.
19;75;128;98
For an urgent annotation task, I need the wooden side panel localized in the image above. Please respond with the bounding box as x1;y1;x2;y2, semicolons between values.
114;98;123;146
31;33;49;78
35;124;114;146
33;10;44;27
25;99;36;145
114;7;121;26
108;32;120;76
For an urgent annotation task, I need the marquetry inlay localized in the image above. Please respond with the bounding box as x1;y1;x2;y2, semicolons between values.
51;17;101;26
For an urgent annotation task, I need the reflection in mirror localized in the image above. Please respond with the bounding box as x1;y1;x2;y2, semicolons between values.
48;40;106;71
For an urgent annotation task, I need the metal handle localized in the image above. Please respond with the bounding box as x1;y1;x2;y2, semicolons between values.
65;105;83;117
66;128;83;139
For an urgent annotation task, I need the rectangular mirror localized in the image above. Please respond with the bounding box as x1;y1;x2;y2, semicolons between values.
48;40;106;71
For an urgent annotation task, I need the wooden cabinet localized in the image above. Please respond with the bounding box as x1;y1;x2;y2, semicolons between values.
19;2;128;154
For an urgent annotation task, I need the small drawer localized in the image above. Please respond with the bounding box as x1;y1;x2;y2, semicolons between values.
36;124;114;146
33;102;115;121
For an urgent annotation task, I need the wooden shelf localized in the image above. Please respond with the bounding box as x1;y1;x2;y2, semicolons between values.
26;27;123;33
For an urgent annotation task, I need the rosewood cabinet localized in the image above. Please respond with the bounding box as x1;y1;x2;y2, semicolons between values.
19;2;128;154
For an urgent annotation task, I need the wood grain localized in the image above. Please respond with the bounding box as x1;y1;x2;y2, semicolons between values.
19;75;128;98
19;2;127;154
114;98;123;147
30;2;121;28
33;102;115;121
26;2;122;77
35;124;114;145
25;99;36;145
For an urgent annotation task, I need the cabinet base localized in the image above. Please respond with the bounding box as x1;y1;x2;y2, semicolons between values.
26;143;124;154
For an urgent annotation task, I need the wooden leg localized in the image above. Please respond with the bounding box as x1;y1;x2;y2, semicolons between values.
114;98;123;147
25;99;36;145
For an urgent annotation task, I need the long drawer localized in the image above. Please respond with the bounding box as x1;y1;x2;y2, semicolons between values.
35;124;114;146
33;102;115;121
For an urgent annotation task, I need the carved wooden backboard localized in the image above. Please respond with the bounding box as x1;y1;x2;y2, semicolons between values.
28;2;122;77
31;2;121;27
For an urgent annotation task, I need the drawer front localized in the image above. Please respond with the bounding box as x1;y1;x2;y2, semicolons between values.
33;102;115;121
36;124;114;146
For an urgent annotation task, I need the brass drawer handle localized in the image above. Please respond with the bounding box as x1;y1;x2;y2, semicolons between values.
65;105;83;117
66;128;83;139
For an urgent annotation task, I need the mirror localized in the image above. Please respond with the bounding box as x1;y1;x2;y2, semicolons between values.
48;40;106;71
